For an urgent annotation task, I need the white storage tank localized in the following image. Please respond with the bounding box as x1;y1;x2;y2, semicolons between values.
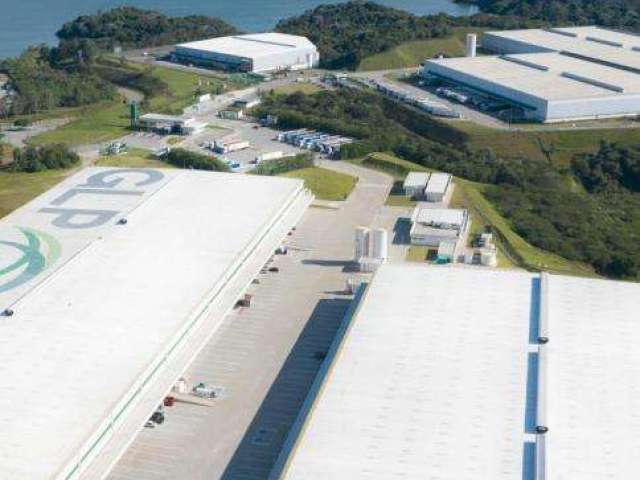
355;227;370;261
480;249;498;267
371;228;388;261
466;33;477;58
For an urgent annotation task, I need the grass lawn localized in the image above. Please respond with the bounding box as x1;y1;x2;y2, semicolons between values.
0;169;77;219
281;167;357;201
269;82;323;95
406;246;430;262
358;27;489;71
28;64;230;147
148;66;225;114
94;148;174;169
351;151;595;276
385;194;416;207
458;121;640;166
29;100;131;147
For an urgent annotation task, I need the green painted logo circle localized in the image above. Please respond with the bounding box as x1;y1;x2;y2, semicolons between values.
0;227;61;293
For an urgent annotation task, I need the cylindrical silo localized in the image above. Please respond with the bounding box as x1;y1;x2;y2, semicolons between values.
354;227;370;261
466;34;477;58
371;228;388;261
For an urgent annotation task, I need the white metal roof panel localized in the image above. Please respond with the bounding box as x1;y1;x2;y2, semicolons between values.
177;33;316;59
546;274;640;480
281;265;535;479
414;207;465;227
426;55;628;101
403;172;429;189
0;167;305;480
484;27;640;72
425;172;452;194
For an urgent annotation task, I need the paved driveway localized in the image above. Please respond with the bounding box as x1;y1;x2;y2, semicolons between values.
108;163;392;480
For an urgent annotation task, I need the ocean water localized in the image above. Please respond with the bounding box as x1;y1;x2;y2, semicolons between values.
0;0;477;59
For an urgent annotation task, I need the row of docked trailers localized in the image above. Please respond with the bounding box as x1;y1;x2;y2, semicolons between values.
372;79;461;118
277;129;354;157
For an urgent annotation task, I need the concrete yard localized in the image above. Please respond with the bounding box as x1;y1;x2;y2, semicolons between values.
108;162;392;480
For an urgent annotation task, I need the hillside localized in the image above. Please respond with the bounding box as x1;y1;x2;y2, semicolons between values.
275;1;451;70
357;27;488;71
461;0;640;31
56;6;240;50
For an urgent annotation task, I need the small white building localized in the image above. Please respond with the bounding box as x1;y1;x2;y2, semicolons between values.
410;207;469;247
424;172;452;202
138;114;207;135
403;172;430;198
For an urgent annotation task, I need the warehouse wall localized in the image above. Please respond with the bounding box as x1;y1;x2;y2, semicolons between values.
482;34;556;55
252;47;319;72
546;94;640;122
424;61;547;120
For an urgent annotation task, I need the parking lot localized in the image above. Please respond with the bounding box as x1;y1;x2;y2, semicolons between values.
107;162;392;480
181;119;309;171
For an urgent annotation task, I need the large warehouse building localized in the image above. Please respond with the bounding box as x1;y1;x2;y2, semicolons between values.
270;265;640;480
423;26;640;122
0;167;312;480
173;33;319;73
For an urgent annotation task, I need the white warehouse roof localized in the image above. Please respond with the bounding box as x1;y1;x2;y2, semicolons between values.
0;167;311;480
177;33;316;61
272;265;640;480
275;266;536;479
424;51;640;122
483;26;640;73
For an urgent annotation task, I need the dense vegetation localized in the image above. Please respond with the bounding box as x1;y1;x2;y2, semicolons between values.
56;7;239;50
252;153;314;176
8;144;80;172
276;1;451;69
572;142;640;193
258;87;640;279
256;89;561;189
163;148;229;171
0;7;238;118
461;0;640;31
0;46;115;116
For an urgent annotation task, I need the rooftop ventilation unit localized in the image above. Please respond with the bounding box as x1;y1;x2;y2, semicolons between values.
545;28;578;38
561;71;625;92
500;55;550;71
586;36;624;48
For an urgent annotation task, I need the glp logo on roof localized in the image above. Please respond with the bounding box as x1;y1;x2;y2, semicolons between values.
0;227;61;294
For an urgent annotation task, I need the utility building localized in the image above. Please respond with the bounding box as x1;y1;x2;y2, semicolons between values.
0;167;312;480
173;33;319;73
410;207;469;247
403;172;430;198
424;172;452;202
270;265;640;480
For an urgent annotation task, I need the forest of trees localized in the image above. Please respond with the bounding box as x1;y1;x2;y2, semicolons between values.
163;148;229;171
276;2;452;69
256;89;560;189
572;142;640;193
0;46;115;116
56;7;239;50
461;0;640;32
252;153;314;176
9;144;80;172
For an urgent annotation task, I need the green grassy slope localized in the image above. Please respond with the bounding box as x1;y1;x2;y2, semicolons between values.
358;27;488;71
282;167;357;201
